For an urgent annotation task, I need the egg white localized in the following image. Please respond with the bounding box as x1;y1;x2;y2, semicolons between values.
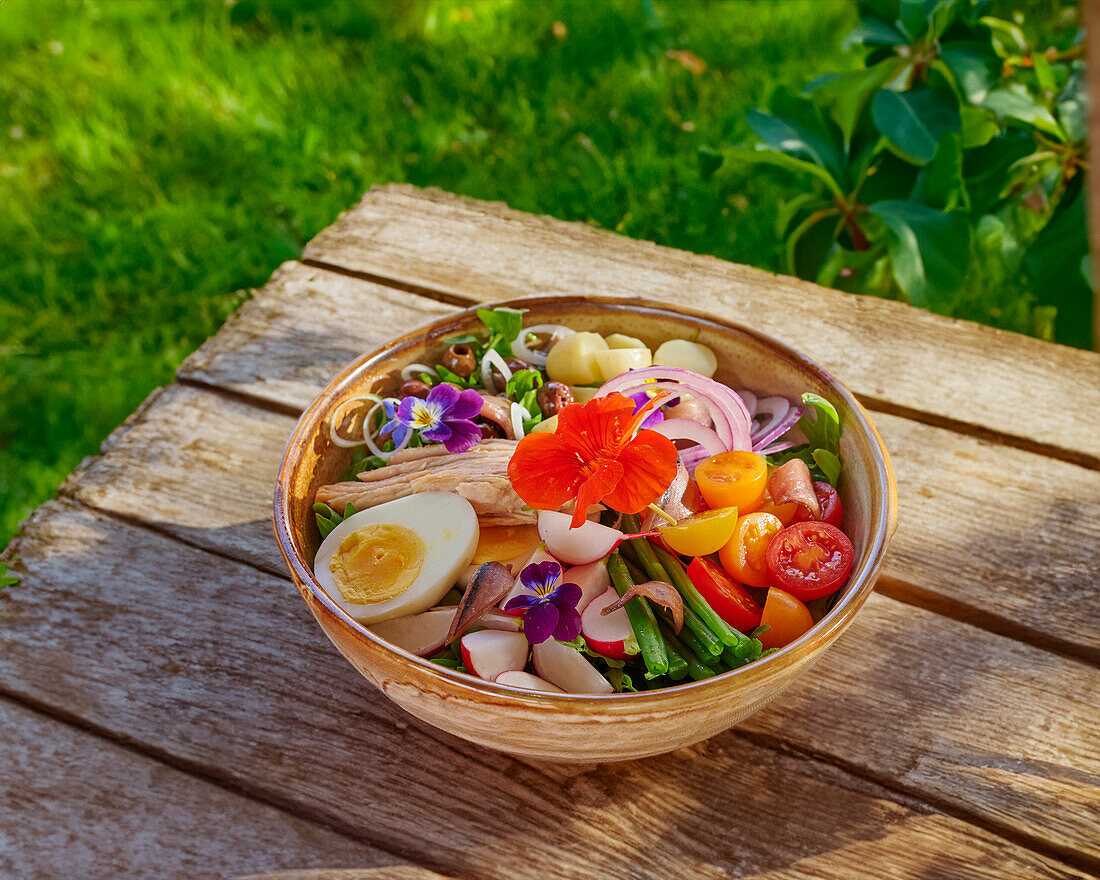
314;492;479;624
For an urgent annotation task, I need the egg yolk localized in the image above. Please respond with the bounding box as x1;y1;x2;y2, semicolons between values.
329;523;426;605
470;524;540;567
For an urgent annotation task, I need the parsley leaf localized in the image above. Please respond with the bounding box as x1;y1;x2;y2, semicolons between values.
477;307;526;358
313;501;357;539
505;368;543;398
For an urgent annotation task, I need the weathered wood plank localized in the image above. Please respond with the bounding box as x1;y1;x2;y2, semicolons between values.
3;501;1097;876
301;184;1100;467
178;262;453;411
236;871;452;880
118;352;1100;661
0;699;391;880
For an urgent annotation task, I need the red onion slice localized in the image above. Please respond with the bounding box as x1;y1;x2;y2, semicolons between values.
596;368;752;451
756;438;799;456
750;396;790;442
650;418;726;475
738;389;758;417
752;406;802;452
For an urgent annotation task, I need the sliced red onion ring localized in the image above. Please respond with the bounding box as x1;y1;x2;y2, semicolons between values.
750;396;790;442
738;389;758;417
510;324;574;367
651;419;725;474
752;405;802;452
679;446;710;474
756;438;799;456
595;368;752;451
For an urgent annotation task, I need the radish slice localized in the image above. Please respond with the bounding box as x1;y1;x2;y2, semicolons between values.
532;639;614;694
581;587;639;661
369;609;457;657
538;510;624;565
494;670;564;693
561;558;612;613
461;630;529;680
427;606;522;632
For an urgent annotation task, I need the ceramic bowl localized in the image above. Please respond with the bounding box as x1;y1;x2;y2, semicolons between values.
274;295;897;762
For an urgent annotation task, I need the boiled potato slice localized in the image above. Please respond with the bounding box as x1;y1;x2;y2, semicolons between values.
605;333;648;350
545;331;608;385
592;347;652;381
570;386;600;404
653;339;718;377
531;414;559;433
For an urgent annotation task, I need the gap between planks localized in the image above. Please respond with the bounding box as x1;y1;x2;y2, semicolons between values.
0;691;413;879
29;488;1100;879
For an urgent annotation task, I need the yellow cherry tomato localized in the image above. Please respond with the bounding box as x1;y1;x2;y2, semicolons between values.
758;587;814;650
658;506;739;557
755;489;800;526
718;511;784;588
694;451;768;513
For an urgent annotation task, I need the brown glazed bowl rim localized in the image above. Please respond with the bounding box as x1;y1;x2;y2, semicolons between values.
274;294;897;706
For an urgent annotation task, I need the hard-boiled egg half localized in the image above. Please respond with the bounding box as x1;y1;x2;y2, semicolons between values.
314;492;479;624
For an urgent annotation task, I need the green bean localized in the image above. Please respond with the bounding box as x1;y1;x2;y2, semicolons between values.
622;555;647;585
651;544;750;650
658;622;716;681
676;621;722;666
621;516;725;656
606;552;668;678
661;634;689;681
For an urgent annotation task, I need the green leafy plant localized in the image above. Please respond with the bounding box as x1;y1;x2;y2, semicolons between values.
0;562;20;590
706;0;1091;347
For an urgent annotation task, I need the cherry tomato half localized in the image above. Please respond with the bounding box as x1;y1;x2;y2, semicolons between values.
694;451;768;514
718;512;783;588
758;587;814;650
793;481;844;528
765;521;854;601
686;556;763;632
659;506;739;557
755;489;800;526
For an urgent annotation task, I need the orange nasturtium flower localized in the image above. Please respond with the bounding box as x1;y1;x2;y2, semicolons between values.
508;392;678;529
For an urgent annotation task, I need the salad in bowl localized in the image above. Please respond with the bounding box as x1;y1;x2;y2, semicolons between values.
275;296;895;761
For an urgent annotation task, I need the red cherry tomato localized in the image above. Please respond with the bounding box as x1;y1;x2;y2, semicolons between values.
765;521;854;601
686;556;763;632
758;587;814;650
793;481;843;527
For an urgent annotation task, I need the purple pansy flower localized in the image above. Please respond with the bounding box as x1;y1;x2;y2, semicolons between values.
504;560;582;645
629;391;666;430
382;382;484;454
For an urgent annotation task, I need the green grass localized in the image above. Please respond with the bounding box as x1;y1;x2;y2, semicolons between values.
0;0;864;546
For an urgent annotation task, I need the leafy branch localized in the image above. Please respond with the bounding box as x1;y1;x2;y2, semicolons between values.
705;0;1091;347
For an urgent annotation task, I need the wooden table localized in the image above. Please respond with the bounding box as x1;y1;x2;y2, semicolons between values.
2;185;1098;880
